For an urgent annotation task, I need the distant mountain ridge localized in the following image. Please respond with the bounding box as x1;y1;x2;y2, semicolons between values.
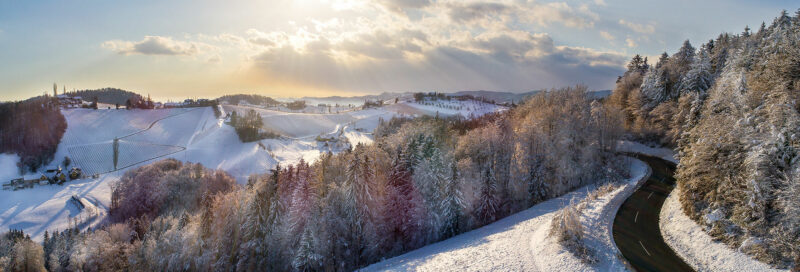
288;89;610;105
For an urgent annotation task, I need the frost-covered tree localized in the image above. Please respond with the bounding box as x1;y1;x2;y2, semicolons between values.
678;45;713;96
641;66;669;109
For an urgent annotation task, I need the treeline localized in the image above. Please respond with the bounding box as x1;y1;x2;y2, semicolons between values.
609;10;800;268
69;88;143;105
218;94;280;107
0;96;67;173
5;86;627;271
413;92;499;104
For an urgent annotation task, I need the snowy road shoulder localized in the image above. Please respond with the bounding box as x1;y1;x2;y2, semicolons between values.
659;188;787;272
531;158;649;271
362;158;647;272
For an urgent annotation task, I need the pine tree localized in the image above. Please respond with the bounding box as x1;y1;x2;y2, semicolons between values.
384;152;423;250
641;67;668;109
292;227;321;271
441;163;464;239
476;167;498;225
678;45;713;96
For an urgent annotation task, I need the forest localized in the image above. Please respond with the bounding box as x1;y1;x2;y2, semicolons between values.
0;86;627;271
609;10;800;268
0;96;67;173
68;88;143;106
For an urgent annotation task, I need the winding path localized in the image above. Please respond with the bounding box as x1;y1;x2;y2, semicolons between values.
612;155;693;271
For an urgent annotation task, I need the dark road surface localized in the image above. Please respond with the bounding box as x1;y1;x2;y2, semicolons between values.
613;155;694;272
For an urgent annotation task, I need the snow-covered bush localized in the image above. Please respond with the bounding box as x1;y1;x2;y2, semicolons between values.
549;200;596;264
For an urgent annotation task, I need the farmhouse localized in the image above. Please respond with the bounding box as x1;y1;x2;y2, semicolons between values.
56;94;83;108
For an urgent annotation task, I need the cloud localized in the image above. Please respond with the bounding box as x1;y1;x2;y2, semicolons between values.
447;2;511;23
249;29;627;92
618;19;655;34
446;1;596;29
207;55;221;63
523;2;595;29
380;0;431;11
102;36;210;56
245;29;288;48
625;38;637;47
594;0;607;6
600;31;615;41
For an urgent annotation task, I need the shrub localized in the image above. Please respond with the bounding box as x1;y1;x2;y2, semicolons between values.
549;200;596;264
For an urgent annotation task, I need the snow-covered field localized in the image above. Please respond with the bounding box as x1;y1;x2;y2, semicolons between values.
660;188;787;272
1;99;505;241
363;158;648;272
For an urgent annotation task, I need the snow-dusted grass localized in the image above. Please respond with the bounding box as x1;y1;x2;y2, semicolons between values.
660;188;787;272
362;158;648;272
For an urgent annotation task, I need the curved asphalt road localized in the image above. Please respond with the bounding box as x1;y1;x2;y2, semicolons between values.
613;155;694;272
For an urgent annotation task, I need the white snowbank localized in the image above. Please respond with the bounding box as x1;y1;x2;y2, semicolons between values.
660;188;786;272
362;158;648;272
616;140;678;164
531;158;649;271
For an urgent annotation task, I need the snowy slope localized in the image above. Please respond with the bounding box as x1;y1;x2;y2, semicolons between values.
660;189;786;272
362;158;647;272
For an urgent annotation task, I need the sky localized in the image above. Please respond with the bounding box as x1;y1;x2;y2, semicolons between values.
0;0;796;101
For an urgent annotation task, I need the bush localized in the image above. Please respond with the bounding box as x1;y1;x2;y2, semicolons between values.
549;200;596;264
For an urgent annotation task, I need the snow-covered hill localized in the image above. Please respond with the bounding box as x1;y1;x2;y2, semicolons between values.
0;99;504;242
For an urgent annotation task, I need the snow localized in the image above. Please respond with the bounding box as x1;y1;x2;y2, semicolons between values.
0;153;21;182
0;173;115;241
362;158;648;272
1;98;502;241
616;140;678;164
660;188;787;272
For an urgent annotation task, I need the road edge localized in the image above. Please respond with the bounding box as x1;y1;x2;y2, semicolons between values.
605;157;651;271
